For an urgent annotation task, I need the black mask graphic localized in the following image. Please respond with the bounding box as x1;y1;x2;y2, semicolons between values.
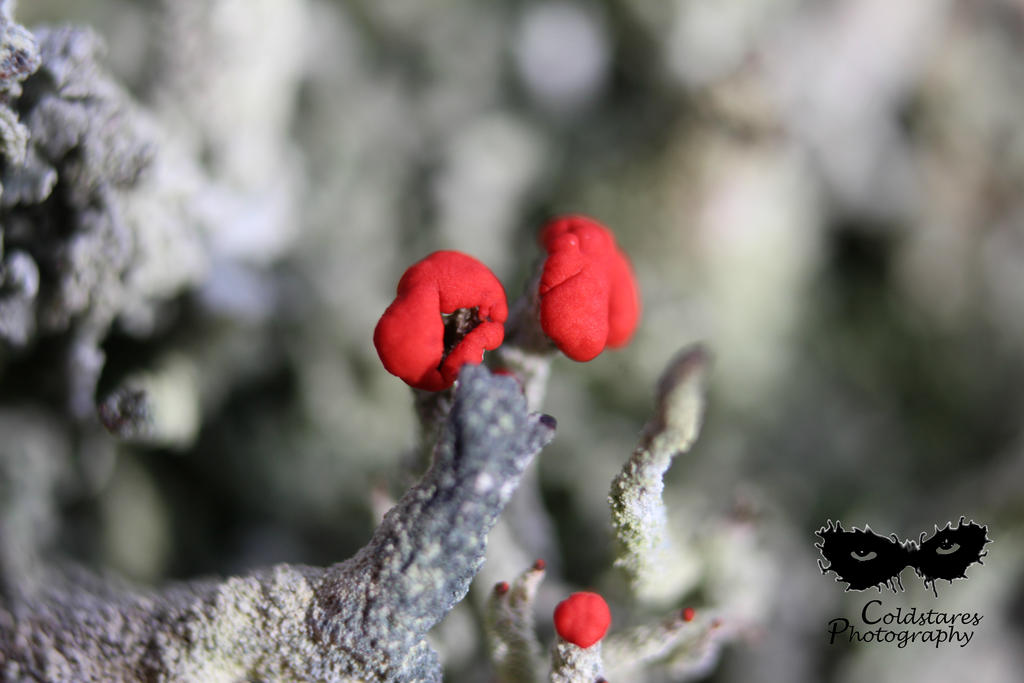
816;517;990;596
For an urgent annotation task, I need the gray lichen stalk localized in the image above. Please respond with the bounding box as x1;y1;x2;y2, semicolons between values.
549;640;604;683
602;608;726;680
0;366;556;681
485;562;546;683
609;345;710;603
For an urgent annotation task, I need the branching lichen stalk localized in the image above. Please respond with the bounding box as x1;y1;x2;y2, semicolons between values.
603;608;728;680
0;366;555;682
485;561;546;683
609;345;710;604
549;640;604;683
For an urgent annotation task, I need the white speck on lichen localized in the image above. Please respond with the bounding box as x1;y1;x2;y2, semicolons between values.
475;472;495;493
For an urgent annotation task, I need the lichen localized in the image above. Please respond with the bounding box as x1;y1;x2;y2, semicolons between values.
548;639;604;683
602;608;728;681
0;22;208;416
0;5;775;682
0;365;555;681
484;562;546;683
609;344;710;604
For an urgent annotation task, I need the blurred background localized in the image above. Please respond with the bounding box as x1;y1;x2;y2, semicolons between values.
4;0;1024;681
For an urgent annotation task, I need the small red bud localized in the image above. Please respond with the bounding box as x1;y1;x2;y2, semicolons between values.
374;251;507;391
538;215;640;362
553;591;611;649
682;607;696;622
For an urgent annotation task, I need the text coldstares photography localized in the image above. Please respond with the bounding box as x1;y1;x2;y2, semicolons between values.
827;600;982;649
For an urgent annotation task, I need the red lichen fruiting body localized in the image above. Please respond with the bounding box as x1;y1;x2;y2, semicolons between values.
374;251;507;391
553;591;611;649
682;607;696;622
538;215;640;361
